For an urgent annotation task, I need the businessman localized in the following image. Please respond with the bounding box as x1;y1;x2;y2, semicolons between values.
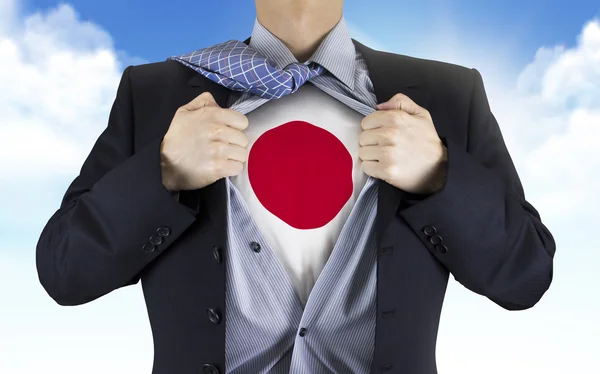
36;0;556;373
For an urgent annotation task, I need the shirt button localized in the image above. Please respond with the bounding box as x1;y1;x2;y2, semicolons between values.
298;327;307;337
435;244;448;253
149;235;163;246
423;225;437;236
213;246;223;264
429;235;443;245
250;241;261;253
207;308;221;324
202;364;220;374
156;226;171;237
142;243;156;253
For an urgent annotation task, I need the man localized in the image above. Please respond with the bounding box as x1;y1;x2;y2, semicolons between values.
36;0;556;373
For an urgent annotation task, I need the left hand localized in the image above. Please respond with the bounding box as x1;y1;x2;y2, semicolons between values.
359;93;448;195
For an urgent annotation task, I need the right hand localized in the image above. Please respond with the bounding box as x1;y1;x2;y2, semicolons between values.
160;92;250;191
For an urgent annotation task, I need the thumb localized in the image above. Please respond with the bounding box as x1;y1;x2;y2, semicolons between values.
376;93;423;116
180;91;220;112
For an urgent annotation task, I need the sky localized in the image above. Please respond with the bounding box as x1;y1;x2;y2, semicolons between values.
1;0;599;373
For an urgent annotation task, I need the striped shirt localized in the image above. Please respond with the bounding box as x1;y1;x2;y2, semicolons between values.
222;16;381;373
226;17;378;116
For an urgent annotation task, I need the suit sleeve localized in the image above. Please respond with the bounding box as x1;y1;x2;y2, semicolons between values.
398;68;556;310
36;65;199;306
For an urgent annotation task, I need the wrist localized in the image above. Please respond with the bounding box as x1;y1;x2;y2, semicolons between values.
428;145;448;194
417;143;448;195
160;140;179;192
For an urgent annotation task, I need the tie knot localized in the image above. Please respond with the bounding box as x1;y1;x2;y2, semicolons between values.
289;61;324;74
284;61;325;89
168;40;327;100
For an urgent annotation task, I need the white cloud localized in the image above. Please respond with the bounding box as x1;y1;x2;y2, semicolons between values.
506;19;600;221
1;1;599;373
0;3;123;179
430;18;600;374
351;16;600;374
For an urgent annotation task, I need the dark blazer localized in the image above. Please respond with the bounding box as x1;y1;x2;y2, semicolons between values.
36;37;555;374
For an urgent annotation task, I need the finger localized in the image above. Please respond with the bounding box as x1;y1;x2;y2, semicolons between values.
217;108;249;130
376;93;424;116
359;128;397;147
220;159;244;178
358;129;378;146
211;124;249;148
358;145;391;162
222;143;249;163
201;106;249;130
362;109;411;131
181;91;219;111
361;109;392;130
361;160;385;180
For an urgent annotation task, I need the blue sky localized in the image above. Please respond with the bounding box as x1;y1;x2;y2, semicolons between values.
17;0;600;68
1;0;600;373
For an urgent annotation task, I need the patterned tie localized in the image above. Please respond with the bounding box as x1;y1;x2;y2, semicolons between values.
167;40;326;100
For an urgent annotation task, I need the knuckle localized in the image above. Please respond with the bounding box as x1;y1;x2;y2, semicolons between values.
200;105;217;119
204;158;218;178
384;164;398;178
357;147;365;160
392;93;406;104
213;158;225;174
209;142;224;157
358;131;367;145
211;125;224;139
383;127;399;142
199;91;213;100
386;111;402;126
241;133;249;148
397;110;410;122
242;148;249;162
234;161;244;174
381;146;393;161
240;115;250;129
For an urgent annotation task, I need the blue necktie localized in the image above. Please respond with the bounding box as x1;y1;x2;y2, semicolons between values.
167;40;326;100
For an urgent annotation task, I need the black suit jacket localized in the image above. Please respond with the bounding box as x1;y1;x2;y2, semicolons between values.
36;38;555;374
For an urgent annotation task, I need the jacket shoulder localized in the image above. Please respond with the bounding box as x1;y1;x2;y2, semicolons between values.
388;51;475;86
127;59;198;89
357;37;476;89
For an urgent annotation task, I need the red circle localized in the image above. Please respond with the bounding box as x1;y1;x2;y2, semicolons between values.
248;120;353;229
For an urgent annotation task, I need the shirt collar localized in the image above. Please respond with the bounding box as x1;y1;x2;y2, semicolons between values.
248;16;357;90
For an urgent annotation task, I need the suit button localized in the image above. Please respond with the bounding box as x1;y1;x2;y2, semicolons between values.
142;243;156;253
435;244;448;253
202;364;220;374
429;235;443;245
207;308;221;324
149;235;163;246
250;241;261;253
423;225;437;236
213;246;223;263
298;327;307;337
156;226;171;237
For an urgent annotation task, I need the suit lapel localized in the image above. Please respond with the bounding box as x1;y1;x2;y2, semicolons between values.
351;39;431;246
186;37;431;250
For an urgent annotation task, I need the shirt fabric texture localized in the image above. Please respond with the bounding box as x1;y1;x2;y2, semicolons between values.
203;16;381;373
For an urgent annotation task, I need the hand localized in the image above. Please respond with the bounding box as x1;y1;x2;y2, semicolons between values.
160;92;250;191
358;93;448;195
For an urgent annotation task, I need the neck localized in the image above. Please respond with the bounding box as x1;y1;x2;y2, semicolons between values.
255;0;344;62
